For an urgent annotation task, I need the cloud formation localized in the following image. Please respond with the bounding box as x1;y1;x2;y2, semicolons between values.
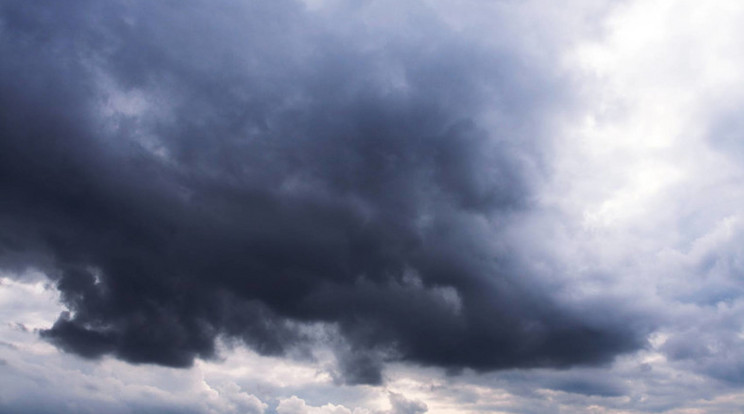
0;0;647;385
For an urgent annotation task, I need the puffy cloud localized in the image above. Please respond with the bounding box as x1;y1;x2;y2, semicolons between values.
5;0;744;412
0;276;269;414
387;392;427;414
277;396;356;414
276;392;425;414
0;0;645;386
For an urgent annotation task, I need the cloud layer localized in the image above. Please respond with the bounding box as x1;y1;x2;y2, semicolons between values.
0;0;647;385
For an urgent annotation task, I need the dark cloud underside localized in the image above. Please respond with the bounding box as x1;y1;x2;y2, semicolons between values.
0;0;645;384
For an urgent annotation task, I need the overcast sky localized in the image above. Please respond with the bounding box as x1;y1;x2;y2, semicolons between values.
2;0;744;413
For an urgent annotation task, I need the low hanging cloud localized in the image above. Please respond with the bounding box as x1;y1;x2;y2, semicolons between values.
276;392;426;414
0;0;648;384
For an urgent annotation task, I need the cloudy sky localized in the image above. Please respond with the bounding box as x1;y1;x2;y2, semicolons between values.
2;0;744;413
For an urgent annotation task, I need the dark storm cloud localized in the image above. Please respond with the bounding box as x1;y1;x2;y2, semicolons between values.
0;0;646;383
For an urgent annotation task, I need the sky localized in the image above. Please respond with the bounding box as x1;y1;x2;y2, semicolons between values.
1;0;744;413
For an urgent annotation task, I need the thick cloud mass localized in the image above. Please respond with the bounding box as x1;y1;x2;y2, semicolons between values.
0;0;645;383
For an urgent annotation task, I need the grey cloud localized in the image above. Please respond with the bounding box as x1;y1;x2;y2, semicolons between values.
0;0;646;384
544;374;628;398
387;392;427;414
661;300;744;384
645;210;744;386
